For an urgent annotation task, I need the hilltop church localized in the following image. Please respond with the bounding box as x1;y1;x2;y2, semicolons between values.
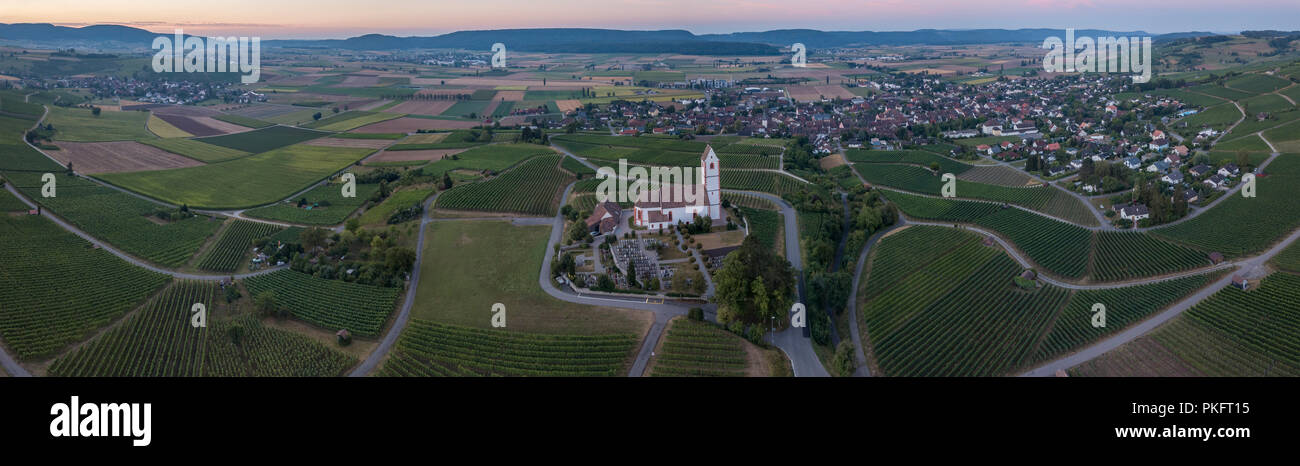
632;145;722;231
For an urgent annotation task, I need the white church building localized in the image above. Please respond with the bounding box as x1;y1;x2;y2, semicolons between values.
632;145;722;231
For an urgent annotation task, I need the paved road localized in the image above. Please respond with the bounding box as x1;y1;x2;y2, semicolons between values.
1023;225;1300;376
349;192;441;376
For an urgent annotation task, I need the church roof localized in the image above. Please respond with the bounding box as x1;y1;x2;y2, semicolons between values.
701;144;716;161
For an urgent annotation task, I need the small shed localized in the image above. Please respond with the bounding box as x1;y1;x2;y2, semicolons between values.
1231;275;1249;291
1208;252;1225;265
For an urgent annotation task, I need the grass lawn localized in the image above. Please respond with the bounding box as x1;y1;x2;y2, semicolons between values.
47;106;153;142
96;144;374;209
411;220;650;335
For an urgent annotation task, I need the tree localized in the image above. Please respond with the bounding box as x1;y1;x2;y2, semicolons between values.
345;218;361;234
713;236;795;324
385;247;417;273
254;291;279;318
300;227;329;252
442;173;453;190
312;112;322;121
91;106;101;116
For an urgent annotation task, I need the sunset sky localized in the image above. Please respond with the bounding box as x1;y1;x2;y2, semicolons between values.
2;0;1298;39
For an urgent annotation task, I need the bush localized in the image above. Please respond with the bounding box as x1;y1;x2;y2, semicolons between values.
688;307;705;321
810;309;831;346
832;341;856;377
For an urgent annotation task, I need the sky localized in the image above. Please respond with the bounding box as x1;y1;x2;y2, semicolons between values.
2;0;1298;39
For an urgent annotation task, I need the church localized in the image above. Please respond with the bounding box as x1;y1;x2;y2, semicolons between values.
632;145;721;231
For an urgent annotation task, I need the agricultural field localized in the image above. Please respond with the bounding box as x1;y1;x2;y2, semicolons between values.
1240;93;1295;115
1178;103;1243;132
974;208;1091;279
243;182;380;225
212;114;274;129
303;110;404;132
0;213;169;360
1225;73;1292;94
1072;272;1300;377
846;149;973;174
879;189;1002;222
420;143;554;178
719;170;806;198
46;106;153;142
737;207;779;250
196;125;327;153
244;270;401;337
196;220;283;273
1152;153;1300;255
859;226;983;300
97;144;375;209
358;187;433;225
411;220;650;335
378;320;639;376
1031;273;1221;364
140;137;251;163
147;114;192;138
858;164;1096;225
435;155;572;216
46;141;202;173
0;187;27;211
648;319;748;376
50;281;356;377
956;165;1036;187
1091;232;1213;282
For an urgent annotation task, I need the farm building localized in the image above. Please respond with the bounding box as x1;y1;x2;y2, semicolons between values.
632;145;721;231
585;201;622;235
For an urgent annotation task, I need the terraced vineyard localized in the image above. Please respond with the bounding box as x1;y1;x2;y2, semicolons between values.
874;254;1071;376
48;281;214;376
718;154;780;169
243;182;380;225
1091;232;1211;282
1031;273;1221;364
197;220;283;272
738;207;779;249
0;186;28;211
879;190;1001;221
203;315;357;377
0;214;169;359
436;155;572;216
860;239;1000;342
378;320;639;376
649;319;747;377
244;270;401;337
846;149;973;174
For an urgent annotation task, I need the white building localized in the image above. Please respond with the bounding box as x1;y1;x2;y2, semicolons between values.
632;145;722;230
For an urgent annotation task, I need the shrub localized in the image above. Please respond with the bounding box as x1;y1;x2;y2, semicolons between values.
688;307;705;321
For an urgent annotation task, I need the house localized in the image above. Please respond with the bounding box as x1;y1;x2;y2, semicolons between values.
1164;152;1182;165
1148;136;1169;150
1218;163;1240;177
1124;157;1142;170
1208;252;1225;265
981;121;1002;135
1162;171;1185;184
585;201;623;235
1119;204;1150;222
1189;164;1212;177
1181;190;1200;204
632;145;721;231
1204;174;1228;190
1146;161;1170;173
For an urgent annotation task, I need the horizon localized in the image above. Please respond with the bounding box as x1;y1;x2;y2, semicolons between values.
2;0;1296;40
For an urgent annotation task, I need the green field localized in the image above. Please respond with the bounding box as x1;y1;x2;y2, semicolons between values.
0;213;169;360
358;187;432;225
245;270;401;337
846;149;973;174
1225;73;1292;94
303;110;404;132
420;143;555;178
649;319;748;377
196;125;327;153
243;181;380;225
212;113;274;129
378;320;639;376
47;281;357;377
140;137;251;163
436;155;572;216
97;144;375;209
1153;154;1300;255
410;220;648;335
46;106;153;142
857;163;1097;226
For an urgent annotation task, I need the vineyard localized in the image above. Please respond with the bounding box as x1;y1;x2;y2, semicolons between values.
1153;153;1300;256
649;319;748;377
0;214;169;359
1031;273;1221;364
858;164;1095;225
1178;272;1300;375
436;155;573;216
197;220;283;273
1091;232;1211;282
879;190;1002;222
873;254;1071;376
48;281;213;376
973;208;1091;279
719;170;806;197
378;320;639;376
860;226;983;300
718;154;780;169
420;143;554;178
846;149;973;174
244;270;401;337
0;187;28;211
859;239;1000;342
243;182;380;225
738;207;779;250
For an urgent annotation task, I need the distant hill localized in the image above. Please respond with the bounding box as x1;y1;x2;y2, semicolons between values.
0;23;1219;53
